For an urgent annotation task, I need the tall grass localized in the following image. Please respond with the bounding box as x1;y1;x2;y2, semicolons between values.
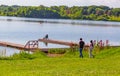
0;46;117;59
0;50;47;60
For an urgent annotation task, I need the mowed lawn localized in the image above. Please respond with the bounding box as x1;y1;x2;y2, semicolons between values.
0;47;120;76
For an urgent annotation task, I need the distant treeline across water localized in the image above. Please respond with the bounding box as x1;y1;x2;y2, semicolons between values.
0;5;120;22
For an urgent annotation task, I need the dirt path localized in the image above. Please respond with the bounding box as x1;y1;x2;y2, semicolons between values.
47;53;63;57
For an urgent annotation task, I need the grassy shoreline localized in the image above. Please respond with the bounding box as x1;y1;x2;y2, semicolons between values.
0;47;120;76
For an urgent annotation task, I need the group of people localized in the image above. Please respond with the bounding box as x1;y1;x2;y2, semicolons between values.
79;38;94;58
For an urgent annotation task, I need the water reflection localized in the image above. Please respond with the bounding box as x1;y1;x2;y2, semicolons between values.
0;46;34;56
0;16;120;27
0;46;20;56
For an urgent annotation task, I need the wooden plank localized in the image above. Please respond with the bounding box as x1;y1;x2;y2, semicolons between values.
0;41;39;50
0;41;25;49
0;41;46;51
38;39;79;46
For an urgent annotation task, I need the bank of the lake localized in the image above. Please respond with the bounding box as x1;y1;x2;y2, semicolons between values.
0;47;120;76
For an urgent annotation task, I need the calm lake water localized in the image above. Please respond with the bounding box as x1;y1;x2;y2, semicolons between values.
0;16;120;56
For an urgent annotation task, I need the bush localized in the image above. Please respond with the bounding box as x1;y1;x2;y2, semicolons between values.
11;52;35;60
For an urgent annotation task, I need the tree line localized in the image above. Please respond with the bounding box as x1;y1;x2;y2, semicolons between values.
0;5;120;21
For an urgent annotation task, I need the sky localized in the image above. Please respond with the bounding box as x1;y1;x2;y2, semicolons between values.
0;0;120;8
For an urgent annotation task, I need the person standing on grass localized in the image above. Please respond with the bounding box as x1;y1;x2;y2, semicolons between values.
79;38;85;58
89;40;94;58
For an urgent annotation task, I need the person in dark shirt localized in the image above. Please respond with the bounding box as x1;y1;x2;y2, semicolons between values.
79;38;85;58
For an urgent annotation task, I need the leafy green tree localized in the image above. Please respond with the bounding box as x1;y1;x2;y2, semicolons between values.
0;5;120;21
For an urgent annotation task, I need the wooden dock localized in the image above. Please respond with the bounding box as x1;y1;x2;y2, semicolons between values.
0;41;25;49
38;38;79;47
0;39;80;52
0;41;50;53
0;41;42;51
0;40;71;53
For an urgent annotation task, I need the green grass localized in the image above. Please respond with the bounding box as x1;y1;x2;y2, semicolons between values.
0;47;120;76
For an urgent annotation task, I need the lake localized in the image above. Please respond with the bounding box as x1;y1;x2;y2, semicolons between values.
0;16;120;56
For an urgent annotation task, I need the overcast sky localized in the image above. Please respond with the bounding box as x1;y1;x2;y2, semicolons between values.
0;0;120;8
